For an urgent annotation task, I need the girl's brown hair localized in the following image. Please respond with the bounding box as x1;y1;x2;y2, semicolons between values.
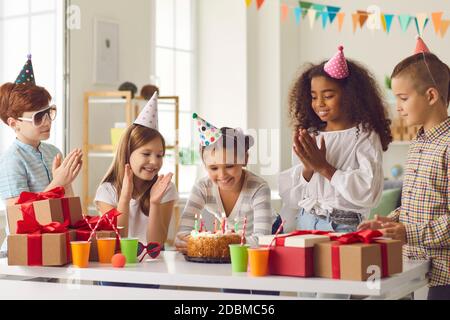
0;83;51;124
101;124;166;215
289;60;392;151
391;52;450;106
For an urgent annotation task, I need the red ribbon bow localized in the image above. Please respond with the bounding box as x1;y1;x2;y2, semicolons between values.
331;229;387;279
15;187;66;223
73;209;120;231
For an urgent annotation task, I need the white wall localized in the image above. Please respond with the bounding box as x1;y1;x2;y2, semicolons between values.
68;0;153;197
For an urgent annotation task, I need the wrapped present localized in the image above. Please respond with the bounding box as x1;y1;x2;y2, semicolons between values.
71;209;124;261
314;230;403;281
7;211;72;266
259;230;332;277
7;187;83;234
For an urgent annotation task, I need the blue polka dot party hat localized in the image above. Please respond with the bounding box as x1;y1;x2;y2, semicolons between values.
134;91;158;129
15;54;35;85
193;113;222;147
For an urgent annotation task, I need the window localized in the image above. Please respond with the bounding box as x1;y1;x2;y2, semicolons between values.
0;0;64;210
155;0;196;194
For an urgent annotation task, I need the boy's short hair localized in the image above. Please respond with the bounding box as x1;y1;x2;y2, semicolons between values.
391;53;450;106
0;83;52;124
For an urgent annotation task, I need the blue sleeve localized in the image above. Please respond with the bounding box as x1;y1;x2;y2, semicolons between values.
0;156;29;200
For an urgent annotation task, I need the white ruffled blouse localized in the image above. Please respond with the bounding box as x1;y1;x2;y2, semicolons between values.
279;125;384;230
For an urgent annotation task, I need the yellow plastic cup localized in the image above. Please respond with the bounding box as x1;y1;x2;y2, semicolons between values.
70;241;91;268
97;238;117;264
248;247;270;277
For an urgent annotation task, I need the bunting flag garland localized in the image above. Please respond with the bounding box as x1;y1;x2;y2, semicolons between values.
431;12;443;34
256;0;264;10
244;1;447;38
294;7;302;25
382;14;395;34
441;20;450;37
281;3;289;22
415;13;429;36
398;14;412;32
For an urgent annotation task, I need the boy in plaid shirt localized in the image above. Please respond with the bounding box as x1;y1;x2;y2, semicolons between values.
359;37;450;300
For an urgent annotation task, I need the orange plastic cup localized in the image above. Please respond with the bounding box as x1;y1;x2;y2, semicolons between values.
248;247;270;277
97;238;117;264
70;241;91;268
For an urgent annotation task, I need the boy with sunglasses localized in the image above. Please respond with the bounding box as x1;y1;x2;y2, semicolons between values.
0;55;82;253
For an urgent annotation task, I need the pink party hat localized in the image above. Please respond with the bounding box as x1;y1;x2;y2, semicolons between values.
414;35;430;54
134;91;158;129
324;46;349;79
193;113;222;147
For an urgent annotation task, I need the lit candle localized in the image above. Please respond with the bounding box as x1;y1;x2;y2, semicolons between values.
221;212;226;233
234;217;239;233
214;219;218;233
199;214;204;232
194;213;199;232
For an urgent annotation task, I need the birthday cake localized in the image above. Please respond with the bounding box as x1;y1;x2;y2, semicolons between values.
186;230;243;263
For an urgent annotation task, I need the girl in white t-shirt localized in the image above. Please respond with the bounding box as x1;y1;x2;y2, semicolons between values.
279;46;392;233
95;93;178;245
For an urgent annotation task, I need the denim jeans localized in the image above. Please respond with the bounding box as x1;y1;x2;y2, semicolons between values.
296;208;362;233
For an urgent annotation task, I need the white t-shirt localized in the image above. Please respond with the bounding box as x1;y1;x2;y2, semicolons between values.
94;182;178;244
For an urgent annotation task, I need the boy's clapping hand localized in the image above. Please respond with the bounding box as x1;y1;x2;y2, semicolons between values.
51;148;83;187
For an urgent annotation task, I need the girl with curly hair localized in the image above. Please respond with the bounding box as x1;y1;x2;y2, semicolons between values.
279;46;392;233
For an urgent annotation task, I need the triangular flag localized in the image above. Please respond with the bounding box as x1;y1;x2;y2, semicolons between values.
256;0;264;10
329;13;337;24
312;4;325;13
352;13;360;33
383;14;394;34
326;6;340;14
337;12;345;32
415;13;429;36
245;0;252;8
294;7;302;25
321;12;329;29
441;20;450;38
308;8;316;29
300;2;312;18
281;4;289;22
431;12;443;34
398;14;412;32
358;11;369;28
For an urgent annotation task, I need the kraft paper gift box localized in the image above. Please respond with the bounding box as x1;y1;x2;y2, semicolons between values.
7;199;64;235
7;232;72;266
7;189;83;234
259;233;330;277
314;239;403;281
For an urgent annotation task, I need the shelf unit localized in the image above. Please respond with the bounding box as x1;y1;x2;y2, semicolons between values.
82;91;181;243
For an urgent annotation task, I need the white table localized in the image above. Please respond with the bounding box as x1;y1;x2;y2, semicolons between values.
0;251;429;300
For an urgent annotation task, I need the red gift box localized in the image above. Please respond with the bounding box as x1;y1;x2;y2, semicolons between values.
259;230;332;277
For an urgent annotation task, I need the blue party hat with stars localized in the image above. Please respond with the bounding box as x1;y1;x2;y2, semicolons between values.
15;54;35;85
